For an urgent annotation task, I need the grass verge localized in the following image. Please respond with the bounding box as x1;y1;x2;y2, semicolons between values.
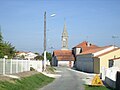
85;85;113;90
0;73;54;90
45;66;56;74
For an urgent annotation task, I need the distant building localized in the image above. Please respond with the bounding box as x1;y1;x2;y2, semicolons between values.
16;51;27;57
25;52;38;60
16;51;38;60
52;22;75;67
52;50;74;67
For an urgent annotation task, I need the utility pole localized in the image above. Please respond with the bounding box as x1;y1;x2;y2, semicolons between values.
43;12;56;71
44;11;47;71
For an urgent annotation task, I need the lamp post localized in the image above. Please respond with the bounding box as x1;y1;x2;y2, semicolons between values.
43;12;56;71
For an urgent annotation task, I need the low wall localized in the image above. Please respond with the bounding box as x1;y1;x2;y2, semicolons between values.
102;67;120;89
105;77;116;88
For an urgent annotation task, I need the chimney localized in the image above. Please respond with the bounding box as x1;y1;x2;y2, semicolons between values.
87;42;91;47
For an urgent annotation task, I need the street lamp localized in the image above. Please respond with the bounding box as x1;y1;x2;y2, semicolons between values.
50;13;56;17
43;12;56;71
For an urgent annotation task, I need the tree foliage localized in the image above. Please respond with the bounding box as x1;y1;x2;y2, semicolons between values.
34;55;43;60
0;31;3;43
42;52;52;61
0;31;16;58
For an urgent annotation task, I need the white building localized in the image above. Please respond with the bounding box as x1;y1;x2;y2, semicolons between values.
16;51;38;60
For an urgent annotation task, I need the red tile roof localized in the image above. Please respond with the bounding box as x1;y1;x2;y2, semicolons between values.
53;50;75;61
73;41;119;58
81;46;112;55
74;41;101;55
16;51;28;54
74;41;99;48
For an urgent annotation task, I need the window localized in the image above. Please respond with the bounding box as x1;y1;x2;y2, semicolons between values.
109;60;114;68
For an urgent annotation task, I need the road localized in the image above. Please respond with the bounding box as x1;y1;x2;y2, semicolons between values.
40;67;95;90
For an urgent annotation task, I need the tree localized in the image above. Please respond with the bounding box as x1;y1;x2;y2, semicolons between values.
42;52;52;61
0;31;3;43
34;55;43;60
20;55;25;59
0;31;16;58
34;52;40;56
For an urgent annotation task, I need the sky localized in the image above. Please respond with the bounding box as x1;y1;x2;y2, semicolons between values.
0;0;120;53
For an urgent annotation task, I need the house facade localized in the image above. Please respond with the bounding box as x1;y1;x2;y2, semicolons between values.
94;49;120;73
109;57;120;69
73;41;120;74
72;41;99;67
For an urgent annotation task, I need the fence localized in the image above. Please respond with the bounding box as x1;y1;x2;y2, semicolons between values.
30;60;43;72
0;59;43;75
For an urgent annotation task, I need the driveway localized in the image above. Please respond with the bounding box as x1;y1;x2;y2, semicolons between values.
40;67;95;90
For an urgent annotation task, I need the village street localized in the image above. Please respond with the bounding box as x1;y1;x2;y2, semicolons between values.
40;67;95;90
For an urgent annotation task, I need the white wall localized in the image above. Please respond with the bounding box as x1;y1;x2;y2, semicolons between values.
104;59;120;89
58;61;74;67
94;46;117;57
76;48;81;55
30;60;42;72
114;59;120;69
104;67;120;89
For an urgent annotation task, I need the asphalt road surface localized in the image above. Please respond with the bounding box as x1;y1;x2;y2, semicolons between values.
40;67;95;90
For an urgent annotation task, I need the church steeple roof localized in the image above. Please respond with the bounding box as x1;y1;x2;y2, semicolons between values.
61;21;68;50
62;22;68;37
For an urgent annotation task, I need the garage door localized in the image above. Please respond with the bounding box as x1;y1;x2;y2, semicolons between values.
78;57;94;73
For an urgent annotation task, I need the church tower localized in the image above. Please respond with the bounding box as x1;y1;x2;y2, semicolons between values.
61;22;68;50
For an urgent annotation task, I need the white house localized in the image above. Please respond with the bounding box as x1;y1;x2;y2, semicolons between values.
25;52;38;60
16;51;38;60
16;52;27;57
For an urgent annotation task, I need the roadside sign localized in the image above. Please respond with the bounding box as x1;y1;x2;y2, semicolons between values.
91;74;103;86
